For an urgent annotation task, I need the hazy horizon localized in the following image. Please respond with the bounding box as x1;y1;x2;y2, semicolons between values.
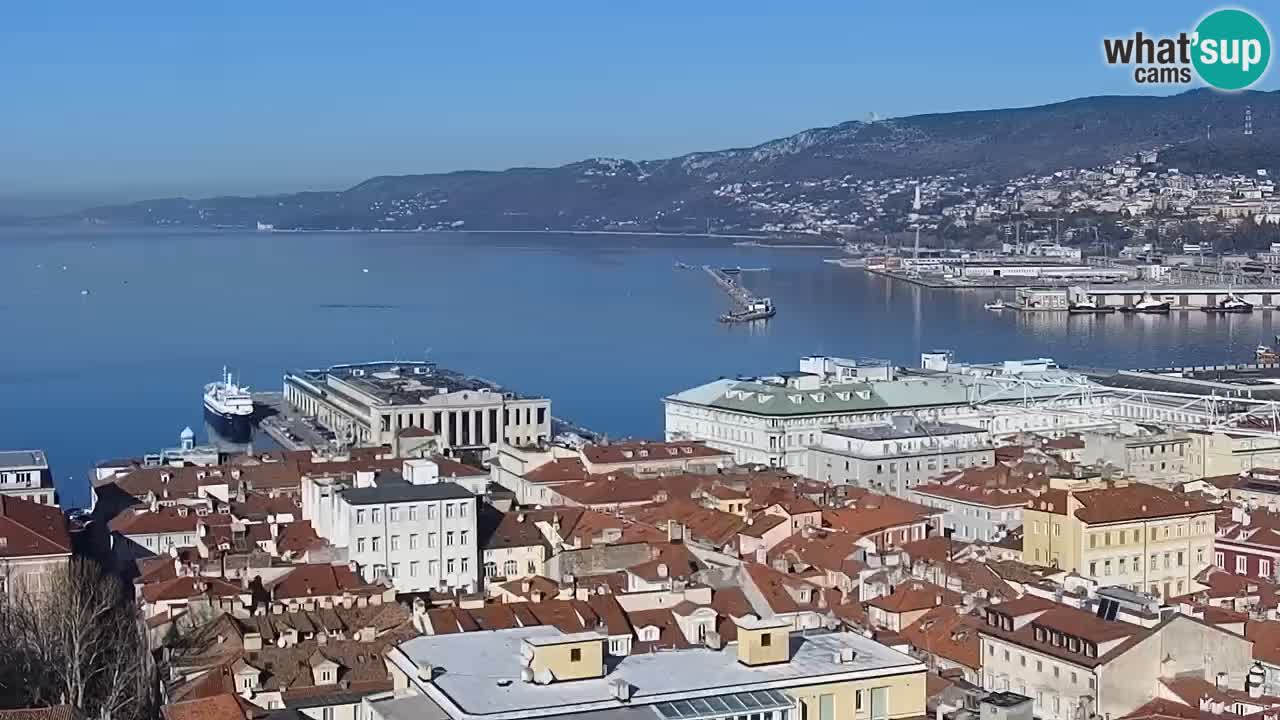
3;1;1276;206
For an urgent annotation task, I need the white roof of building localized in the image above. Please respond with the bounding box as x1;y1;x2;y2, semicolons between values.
382;626;924;720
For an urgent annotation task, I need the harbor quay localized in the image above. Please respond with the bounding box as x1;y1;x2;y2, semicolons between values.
1014;284;1280;311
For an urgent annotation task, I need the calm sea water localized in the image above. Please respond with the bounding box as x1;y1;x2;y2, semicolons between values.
1;226;1273;506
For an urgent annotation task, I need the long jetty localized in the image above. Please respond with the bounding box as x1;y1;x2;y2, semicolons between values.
703;266;760;309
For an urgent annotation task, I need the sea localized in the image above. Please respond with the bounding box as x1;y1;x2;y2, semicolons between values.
1;226;1275;507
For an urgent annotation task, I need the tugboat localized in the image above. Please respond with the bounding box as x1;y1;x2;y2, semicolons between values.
1202;293;1253;314
1118;292;1172;314
1068;298;1115;314
204;367;254;443
720;298;776;323
984;299;1007;311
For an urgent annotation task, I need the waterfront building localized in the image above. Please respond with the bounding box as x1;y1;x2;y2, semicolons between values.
369;620;927;720
0;494;73;597
0;449;56;505
805;417;993;496
1076;431;1192;487
1020;483;1216;599
665;355;1096;472
301;458;481;594
283;362;551;454
978;597;1254;720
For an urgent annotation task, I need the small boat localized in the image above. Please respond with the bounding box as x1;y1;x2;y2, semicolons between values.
1202;293;1253;314
1258;345;1279;363
1068;298;1115;314
984;299;1007;311
1118;292;1171;314
720;298;776;323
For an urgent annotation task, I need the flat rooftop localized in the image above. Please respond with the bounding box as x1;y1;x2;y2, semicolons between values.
291;362;543;407
828;420;983;442
0;450;48;470
384;626;924;720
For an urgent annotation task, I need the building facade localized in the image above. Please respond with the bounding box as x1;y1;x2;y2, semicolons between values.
0;450;56;506
302;459;481;594
1021;483;1217;599
284;362;550;453
665;356;1101;472
806;418;993;497
0;494;73;597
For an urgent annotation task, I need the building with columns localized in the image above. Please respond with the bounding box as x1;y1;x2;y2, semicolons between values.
284;362;550;456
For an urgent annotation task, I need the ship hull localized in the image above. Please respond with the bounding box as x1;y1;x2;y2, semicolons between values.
204;402;253;443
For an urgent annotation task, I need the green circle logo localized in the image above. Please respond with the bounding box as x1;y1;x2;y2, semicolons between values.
1193;9;1271;90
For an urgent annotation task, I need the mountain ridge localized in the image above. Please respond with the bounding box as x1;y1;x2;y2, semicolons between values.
75;89;1280;233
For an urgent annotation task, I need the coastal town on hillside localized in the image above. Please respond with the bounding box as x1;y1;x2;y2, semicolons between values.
7;354;1280;720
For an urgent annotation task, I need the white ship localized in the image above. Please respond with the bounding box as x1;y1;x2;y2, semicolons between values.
204;367;254;442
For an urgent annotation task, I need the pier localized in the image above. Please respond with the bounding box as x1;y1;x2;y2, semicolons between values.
704;265;759;307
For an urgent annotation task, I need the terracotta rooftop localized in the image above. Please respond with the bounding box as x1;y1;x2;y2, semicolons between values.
769;528;866;578
0;494;72;558
980;600;1149;668
480;510;550;551
737;513;787;539
163;694;247;720
1031;484;1218;524
1246;619;1280;666
899;605;982;671
625;499;744;548
107;506;200;535
524;457;590;485
823;491;940;539
580;440;729;466
866;581;961;614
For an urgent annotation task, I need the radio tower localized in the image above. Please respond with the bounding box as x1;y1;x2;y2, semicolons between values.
1245;106;1254;136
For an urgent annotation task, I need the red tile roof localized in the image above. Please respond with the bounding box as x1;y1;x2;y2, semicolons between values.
867;581;960;613
141;576;243;604
900;606;982;670
108;506;200;535
823;491;939;539
268;563;381;600
0;495;72;558
580;441;728;466
737;513;787;539
1246;619;1280;666
769;528;865;577
163;693;250;720
1032;484;1218;524
625;500;744;548
524;458;589;485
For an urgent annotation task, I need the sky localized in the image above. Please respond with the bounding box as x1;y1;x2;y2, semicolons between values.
1;1;1277;206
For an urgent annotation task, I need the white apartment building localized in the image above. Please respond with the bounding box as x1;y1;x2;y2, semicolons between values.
0;450;56;506
806;417;993;496
665;355;1101;472
284;362;551;452
302;458;481;594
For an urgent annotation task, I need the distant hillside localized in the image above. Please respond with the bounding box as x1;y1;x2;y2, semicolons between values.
76;89;1280;232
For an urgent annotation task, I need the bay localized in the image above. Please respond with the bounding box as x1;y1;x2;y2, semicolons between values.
0;226;1270;506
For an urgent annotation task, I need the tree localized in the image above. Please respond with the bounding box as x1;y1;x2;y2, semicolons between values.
0;559;159;720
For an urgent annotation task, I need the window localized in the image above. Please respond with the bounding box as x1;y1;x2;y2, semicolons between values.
761;632;772;647
820;694;835;720
427;504;436;520
371;536;380;552
1177;551;1184;567
428;533;437;548
504;559;518;576
389;507;399;523
371;508;381;524
446;558;455;574
445;503;455;519
446;531;455;546
322;708;334;720
460;502;469;517
409;506;419;521
1263;559;1273;578
1089;561;1097;577
390;563;399;578
570;648;582;662
410;561;419;577
428;559;438;576
356;509;366;525
1216;551;1225;567
460;530;469;545
461;558;469;573
356;537;367;553
409;534;419;550
1238;556;1248;574
856;690;864;712
390;535;400;551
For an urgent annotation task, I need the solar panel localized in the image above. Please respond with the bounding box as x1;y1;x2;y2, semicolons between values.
654;690;796;720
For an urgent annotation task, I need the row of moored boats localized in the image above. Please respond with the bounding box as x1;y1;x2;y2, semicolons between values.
985;292;1256;315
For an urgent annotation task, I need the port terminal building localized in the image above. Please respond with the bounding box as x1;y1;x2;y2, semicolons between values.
283;362;550;455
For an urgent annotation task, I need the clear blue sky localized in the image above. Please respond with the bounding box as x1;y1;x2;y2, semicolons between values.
0;0;1275;204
